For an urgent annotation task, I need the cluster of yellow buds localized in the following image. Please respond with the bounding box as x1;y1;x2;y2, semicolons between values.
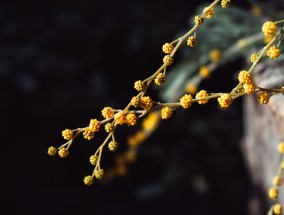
238;70;256;94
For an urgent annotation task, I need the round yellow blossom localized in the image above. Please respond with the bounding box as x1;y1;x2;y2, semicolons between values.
125;113;137;126
162;43;174;54
273;176;283;186
58;148;69;158
180;94;193;109
108;140;118;151
83;175;94;186
134;80;144;91
161;106;172;119
83;128;95;140
94;169;104;179
267;45;281;59
196;90;209;104
262;21;277;38
89;155;98;165
273;204;282;215
139;96;153;110
218;94;232;108
221;0;231;8
62;129;73;140
163;55;174;66
194;15;204;26
203;7;214;19
268;187;278;199
47;146;57;156
209;49;222;62
250;53;258;63
142;112;160;131
278;142;284;154
238;70;252;84
101;107;115;119
89;119;100;132
199;66;211;79
104;123;114;133
257;91;270;104
282;86;284;95
154;73;166;85
114;112;125;125
187;36;197;47
131;96;140;107
185;83;197;95
243;83;256;94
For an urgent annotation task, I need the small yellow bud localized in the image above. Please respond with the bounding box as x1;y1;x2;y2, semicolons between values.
268;187;278;199
262;21;277;38
94;169;104;179
62;129;73;140
47;146;57;156
194;15;204;26
221;0;231;8
161;106;172;119
273;176;282;186
180;94;193;109
89;155;98;165
83;175;94;186
209;49;222;62
196;90;209;104
58;148;69;158
162;43;174;54
267;45;281;59
187;36;197;47
278;142;284;154
273;204;282;215
203;7;214;19
108;141;118;151
199;66;211;79
154;73;166;85
134;80;144;91
163;55;174;66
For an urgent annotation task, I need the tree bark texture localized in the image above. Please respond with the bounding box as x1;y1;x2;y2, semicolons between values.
242;60;284;215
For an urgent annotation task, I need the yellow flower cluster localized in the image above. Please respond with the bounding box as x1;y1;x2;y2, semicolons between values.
62;129;73;140
187;36;197;47
89;119;100;132
209;49;222;62
199;66;211;79
125;113;137;126
155;73;166;85
161;106;172;119
196;90;209;104
238;70;256;94
203;7;214;19
250;53;258;63
83;128;95;140
89;155;98;165
180;94;193;109
101;107;115;119
218;94;232;108
267;45;281;59
194;15;204;26
273;176;283;186
163;55;174;65
47;146;57;156
268;187;278;199
108;141;118;151
94;169;104;179
134;80;144;91
58;148;69;158
104;123;113;133
262;21;278;38
140;96;153;110
162;43;174;54
278;142;284;153
131;96;140;107
114;112;125;125
221;0;231;8
257;91;270;104
273;204;282;215
83;175;94;186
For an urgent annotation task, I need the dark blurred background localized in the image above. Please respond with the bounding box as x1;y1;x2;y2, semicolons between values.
0;0;257;214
